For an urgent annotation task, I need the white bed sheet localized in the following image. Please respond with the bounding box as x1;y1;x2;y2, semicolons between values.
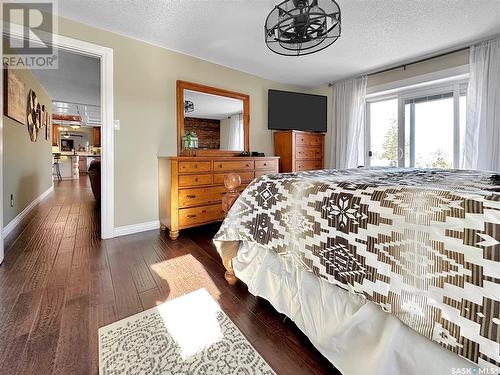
233;241;473;375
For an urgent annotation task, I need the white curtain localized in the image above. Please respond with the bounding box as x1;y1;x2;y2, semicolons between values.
227;113;243;150
328;76;367;169
461;38;500;171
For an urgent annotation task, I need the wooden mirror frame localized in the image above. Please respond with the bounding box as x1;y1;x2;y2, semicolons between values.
176;80;250;156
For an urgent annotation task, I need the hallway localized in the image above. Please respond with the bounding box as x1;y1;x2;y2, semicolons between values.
0;179;337;375
0;178;100;374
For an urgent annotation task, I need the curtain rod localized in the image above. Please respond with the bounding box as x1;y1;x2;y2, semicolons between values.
367;46;470;77
327;46;470;87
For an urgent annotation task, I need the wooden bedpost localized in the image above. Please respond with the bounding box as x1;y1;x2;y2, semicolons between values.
221;173;241;285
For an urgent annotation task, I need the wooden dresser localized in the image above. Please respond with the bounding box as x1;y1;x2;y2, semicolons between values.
273;130;325;172
158;156;279;240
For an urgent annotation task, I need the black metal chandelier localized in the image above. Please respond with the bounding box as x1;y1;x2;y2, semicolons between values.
265;0;341;56
184;100;194;113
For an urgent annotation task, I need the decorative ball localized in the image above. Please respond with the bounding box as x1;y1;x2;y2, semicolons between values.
224;173;241;189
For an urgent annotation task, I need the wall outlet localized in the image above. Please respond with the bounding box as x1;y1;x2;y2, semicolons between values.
10;194;14;207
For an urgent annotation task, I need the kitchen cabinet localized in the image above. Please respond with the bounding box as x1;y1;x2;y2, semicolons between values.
52;125;60;146
93;127;101;147
79;156;87;174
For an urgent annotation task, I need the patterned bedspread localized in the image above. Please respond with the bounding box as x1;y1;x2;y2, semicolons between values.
213;168;500;368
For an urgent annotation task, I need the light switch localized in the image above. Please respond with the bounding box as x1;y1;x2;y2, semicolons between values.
114;119;120;130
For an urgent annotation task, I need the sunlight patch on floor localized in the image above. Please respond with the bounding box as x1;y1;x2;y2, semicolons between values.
156;288;223;360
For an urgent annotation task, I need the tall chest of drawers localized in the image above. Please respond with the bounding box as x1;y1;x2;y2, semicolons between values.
273;130;324;172
158;156;279;240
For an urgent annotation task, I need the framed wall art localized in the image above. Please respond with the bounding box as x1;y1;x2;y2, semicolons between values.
3;67;26;124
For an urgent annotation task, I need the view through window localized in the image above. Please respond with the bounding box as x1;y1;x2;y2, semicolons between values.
367;83;467;168
368;99;398;167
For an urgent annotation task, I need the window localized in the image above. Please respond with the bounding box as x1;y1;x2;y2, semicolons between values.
366;82;468;168
405;92;454;168
367;98;398;167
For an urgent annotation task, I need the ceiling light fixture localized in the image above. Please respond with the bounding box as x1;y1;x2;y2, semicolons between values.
184;100;194;113
265;0;341;56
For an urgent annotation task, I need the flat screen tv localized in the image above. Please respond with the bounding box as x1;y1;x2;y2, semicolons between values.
268;89;327;132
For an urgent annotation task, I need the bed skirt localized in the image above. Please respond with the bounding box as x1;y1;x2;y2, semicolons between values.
233;241;473;375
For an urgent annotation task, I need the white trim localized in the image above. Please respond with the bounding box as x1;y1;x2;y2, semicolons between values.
3;23;115;239
366;65;470;98
2;186;54;239
453;83;461;168
114;220;160;238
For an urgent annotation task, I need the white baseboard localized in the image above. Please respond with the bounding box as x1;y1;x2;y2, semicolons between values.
114;220;160;238
3;185;54;239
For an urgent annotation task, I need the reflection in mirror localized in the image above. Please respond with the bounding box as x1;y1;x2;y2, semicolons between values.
183;90;244;152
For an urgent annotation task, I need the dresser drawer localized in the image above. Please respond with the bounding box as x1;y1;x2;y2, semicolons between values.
178;186;227;207
178;174;212;187
179;204;225;227
295;133;322;147
296;146;322;160
309;136;322;146
296;160;322;171
214;160;254;171
255;159;278;170
213;171;254;185
178;161;211;174
295;133;309;146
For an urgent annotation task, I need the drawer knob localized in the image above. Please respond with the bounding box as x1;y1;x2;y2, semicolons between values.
263;163;267;166
246;164;250;167
194;178;198;182
187;214;197;218
186;195;196;198
194;165;198;168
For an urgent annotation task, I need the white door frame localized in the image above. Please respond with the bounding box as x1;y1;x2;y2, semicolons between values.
2;23;115;242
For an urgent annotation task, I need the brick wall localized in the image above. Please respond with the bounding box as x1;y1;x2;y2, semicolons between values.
184;117;220;149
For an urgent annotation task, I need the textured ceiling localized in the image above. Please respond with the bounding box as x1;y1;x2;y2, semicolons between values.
32;49;100;105
58;0;500;88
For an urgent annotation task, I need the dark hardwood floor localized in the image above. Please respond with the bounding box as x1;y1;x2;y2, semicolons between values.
0;178;340;375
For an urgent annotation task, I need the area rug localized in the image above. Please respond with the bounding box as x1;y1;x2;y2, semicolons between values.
99;288;276;374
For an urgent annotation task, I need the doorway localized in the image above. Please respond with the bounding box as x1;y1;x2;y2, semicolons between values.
1;24;114;264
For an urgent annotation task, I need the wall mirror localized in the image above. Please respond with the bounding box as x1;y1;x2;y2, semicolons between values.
177;80;249;156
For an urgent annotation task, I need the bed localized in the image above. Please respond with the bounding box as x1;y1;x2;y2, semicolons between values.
213;167;500;374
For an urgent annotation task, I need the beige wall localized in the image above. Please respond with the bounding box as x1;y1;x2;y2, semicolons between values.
1;15;470;230
56;17;323;228
367;49;469;87
3;66;53;226
6;15;464;228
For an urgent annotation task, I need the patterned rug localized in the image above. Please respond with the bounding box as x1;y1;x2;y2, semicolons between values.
99;289;275;375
